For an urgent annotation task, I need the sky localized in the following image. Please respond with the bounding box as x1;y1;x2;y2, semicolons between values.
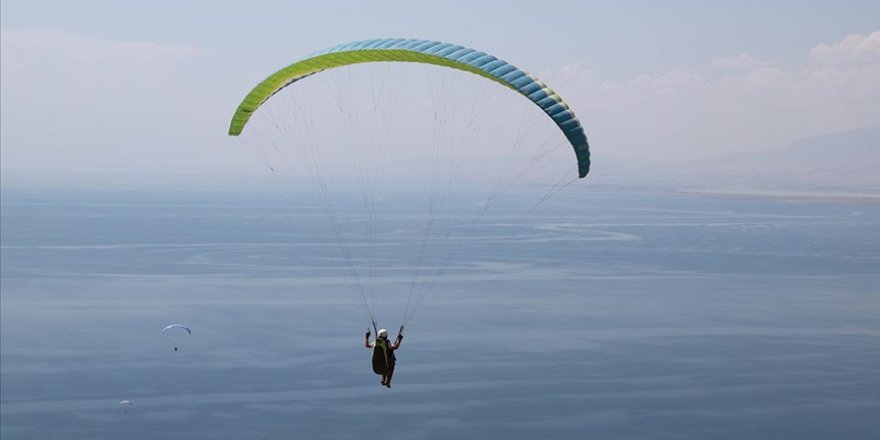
1;0;878;177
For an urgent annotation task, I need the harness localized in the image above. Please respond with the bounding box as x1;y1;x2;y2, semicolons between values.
375;338;394;366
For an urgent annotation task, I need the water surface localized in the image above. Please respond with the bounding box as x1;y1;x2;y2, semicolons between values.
2;186;878;439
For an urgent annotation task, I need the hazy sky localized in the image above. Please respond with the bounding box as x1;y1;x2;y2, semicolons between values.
1;0;878;176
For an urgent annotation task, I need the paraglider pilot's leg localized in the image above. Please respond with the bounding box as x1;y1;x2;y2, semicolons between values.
384;364;395;387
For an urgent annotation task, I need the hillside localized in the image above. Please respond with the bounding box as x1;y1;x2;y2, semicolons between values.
592;126;880;196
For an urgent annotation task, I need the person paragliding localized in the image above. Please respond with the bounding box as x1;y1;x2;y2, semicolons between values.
365;326;403;388
118;400;133;413
162;324;191;351
229;39;592;387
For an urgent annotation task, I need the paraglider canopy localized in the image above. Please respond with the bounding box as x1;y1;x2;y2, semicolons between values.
228;38;590;178
161;324;191;334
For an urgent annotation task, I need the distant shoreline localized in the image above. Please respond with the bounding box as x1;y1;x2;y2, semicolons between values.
4;176;880;205
678;188;880;204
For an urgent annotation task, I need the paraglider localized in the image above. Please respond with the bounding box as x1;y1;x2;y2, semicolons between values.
228;38;592;386
161;324;191;351
365;326;404;388
118;400;133;413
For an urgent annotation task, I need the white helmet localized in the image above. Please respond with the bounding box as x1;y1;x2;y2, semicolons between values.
378;329;388;338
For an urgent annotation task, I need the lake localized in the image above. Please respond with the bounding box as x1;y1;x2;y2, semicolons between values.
1;184;878;439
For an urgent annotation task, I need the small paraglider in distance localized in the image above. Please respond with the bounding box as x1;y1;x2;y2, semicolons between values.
118;400;133;413
161;324;191;351
365;325;404;388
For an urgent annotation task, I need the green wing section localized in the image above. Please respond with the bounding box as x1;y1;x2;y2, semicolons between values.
229;50;518;136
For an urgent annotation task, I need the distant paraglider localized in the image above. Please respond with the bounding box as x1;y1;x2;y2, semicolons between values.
162;324;191;351
118;400;133;413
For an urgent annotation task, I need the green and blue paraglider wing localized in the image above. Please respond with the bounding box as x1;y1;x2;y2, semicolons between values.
228;38;591;178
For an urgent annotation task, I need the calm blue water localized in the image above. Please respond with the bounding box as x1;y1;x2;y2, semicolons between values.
1;185;878;439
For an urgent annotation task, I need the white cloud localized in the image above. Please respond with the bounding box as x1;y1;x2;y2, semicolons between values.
0;29;199;73
0;29;200;115
808;30;880;65
2;29;878;175
550;32;880;162
711;53;761;69
0;30;240;174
